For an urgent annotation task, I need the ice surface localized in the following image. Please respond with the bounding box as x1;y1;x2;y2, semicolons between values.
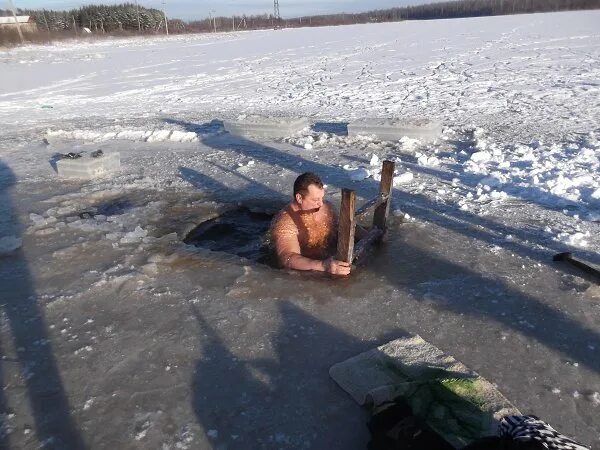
348;118;442;142
223;116;309;138
0;11;599;449
56;153;120;179
0;235;22;254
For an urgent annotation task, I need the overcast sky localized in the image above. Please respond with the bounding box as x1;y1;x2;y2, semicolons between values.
13;0;445;21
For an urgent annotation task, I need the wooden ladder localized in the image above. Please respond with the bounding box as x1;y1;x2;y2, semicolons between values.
336;160;395;264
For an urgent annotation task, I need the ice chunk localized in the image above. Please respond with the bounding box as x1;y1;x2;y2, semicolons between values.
416;154;440;167
116;130;147;141
470;151;492;163
56;153;120;179
348;118;441;142
399;136;421;150
29;213;57;228
207;430;218;439
146;129;172;142
479;174;504;188
348;167;370;181
490;190;508;200
0;236;22;254
120;226;147;244
223;115;309;138
393;172;414;185
169;130;198;143
369;154;380;166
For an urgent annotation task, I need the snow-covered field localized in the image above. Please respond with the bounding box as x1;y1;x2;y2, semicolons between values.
0;10;599;449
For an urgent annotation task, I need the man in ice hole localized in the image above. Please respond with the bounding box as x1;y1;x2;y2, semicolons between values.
270;172;352;275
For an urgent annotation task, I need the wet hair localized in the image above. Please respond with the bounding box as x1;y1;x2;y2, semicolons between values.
293;172;323;197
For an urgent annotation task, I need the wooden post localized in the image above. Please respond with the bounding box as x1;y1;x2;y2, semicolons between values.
336;188;356;263
373;160;395;234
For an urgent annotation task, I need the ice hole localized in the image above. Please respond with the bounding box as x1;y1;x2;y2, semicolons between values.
183;207;275;263
78;197;135;219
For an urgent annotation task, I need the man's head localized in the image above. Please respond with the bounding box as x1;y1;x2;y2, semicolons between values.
293;172;325;212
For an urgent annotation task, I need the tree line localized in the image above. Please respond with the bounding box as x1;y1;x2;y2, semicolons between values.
1;0;599;37
286;0;600;27
0;3;179;33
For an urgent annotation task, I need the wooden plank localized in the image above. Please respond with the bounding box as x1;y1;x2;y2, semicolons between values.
554;252;600;279
354;193;389;219
373;160;395;233
352;228;384;262
336;188;356;263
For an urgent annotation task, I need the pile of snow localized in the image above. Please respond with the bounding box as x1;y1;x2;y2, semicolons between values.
46;128;199;144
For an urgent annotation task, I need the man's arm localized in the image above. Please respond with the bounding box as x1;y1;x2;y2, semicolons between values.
275;234;350;275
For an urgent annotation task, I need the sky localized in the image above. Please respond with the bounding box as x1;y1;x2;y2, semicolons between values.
11;0;445;21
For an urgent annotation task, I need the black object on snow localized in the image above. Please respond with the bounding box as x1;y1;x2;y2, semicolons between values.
62;152;82;159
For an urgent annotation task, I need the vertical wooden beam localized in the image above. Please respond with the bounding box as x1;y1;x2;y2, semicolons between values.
336;188;356;263
373;160;395;234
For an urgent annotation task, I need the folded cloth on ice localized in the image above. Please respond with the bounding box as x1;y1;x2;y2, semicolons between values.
329;334;520;449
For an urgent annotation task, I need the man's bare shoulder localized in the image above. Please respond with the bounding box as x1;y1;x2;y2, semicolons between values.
271;204;298;237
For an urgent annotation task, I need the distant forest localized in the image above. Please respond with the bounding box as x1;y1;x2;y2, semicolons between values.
294;0;600;28
1;0;600;35
0;4;177;33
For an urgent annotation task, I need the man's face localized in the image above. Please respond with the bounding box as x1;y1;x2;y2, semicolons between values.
296;184;325;213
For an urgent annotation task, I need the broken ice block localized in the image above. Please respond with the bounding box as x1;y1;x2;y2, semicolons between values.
56;152;120;179
348;118;442;141
223;115;309;138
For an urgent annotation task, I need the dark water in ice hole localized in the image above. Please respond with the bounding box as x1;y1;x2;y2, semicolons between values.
183;207;276;264
79;197;135;219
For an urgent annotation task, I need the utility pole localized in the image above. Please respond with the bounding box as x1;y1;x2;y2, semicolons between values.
273;0;281;29
7;0;24;43
135;0;141;32
161;0;169;35
210;10;216;32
